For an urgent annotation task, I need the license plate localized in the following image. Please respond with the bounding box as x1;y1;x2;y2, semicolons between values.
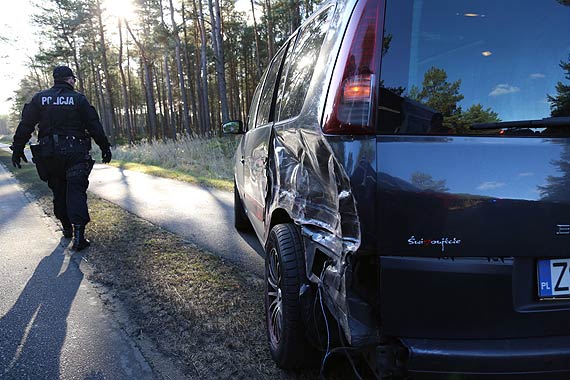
538;259;570;299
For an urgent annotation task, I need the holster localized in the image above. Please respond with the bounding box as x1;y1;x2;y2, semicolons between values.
30;144;50;182
31;135;91;182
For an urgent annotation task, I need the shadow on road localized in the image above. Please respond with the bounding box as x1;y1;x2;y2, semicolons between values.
0;240;83;379
203;185;265;257
236;229;265;257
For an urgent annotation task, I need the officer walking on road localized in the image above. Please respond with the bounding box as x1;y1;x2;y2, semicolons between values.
10;65;112;251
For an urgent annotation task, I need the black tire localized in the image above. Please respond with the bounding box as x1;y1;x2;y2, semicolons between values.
234;181;252;231
265;223;313;369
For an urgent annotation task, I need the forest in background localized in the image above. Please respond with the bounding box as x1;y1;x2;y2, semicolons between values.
8;0;324;145
6;0;570;144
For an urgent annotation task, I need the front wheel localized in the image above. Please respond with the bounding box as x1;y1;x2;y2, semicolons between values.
265;223;312;369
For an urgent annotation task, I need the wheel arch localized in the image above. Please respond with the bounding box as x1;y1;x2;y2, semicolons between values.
268;208;294;233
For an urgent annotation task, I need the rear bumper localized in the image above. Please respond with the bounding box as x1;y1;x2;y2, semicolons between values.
402;334;570;379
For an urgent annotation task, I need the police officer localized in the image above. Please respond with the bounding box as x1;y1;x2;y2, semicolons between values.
10;65;112;251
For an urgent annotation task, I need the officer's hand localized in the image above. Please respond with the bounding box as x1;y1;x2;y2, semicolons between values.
10;146;28;169
102;148;112;164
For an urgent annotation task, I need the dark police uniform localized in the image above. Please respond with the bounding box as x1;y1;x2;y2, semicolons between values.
11;65;111;251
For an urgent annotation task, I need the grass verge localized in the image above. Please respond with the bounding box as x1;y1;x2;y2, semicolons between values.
108;160;233;192
107;136;238;192
2;136;234;191
0;150;318;380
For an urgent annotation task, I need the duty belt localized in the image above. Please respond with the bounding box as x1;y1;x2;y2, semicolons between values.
38;134;91;154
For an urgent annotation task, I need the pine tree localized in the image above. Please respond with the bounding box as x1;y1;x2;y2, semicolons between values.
411;172;449;193
548;55;570;117
410;67;464;117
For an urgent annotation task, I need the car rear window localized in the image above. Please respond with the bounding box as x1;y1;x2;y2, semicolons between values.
278;6;334;121
378;0;570;136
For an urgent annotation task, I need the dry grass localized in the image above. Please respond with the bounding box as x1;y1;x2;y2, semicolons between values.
84;198;284;379
104;136;240;190
0;151;323;380
106;161;233;191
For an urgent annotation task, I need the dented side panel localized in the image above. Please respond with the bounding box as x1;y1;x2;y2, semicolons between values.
266;126;361;256
265;125;382;347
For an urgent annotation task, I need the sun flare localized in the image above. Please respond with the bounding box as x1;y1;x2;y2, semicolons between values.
103;0;136;20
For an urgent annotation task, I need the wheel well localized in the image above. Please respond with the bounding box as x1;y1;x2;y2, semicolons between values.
311;248;329;278
269;208;293;231
269;210;332;280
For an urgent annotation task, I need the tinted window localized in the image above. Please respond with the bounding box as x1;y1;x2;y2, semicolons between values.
279;7;333;121
257;46;288;126
379;0;570;135
247;69;268;131
275;34;297;120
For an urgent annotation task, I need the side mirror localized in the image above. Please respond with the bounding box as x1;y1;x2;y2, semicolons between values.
222;120;244;134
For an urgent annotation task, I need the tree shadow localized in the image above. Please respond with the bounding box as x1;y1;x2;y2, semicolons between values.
0;240;83;379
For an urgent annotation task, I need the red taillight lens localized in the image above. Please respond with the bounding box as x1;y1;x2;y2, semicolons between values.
322;0;382;135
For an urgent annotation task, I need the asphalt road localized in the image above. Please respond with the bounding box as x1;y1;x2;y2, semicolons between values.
88;164;265;277
0;162;159;380
0;143;265;379
0;143;265;277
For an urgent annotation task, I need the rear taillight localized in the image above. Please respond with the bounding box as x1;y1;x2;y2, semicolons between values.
342;74;373;102
322;0;382;135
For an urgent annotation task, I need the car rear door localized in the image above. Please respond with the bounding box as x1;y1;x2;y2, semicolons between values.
241;43;292;235
372;0;570;341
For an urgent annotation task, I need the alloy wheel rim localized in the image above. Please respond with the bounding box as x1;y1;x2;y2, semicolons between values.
267;247;283;344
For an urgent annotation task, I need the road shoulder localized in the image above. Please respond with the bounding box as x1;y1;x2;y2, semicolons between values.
0;151;305;380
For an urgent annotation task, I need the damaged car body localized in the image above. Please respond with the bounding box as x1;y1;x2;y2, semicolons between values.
225;0;570;378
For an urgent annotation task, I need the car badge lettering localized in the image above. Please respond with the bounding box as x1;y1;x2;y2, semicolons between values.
556;225;570;235
408;235;461;252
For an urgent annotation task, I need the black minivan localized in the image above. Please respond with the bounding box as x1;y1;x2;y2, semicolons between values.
224;0;570;378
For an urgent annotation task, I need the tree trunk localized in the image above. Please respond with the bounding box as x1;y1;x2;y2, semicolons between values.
88;54;106;135
289;0;302;33
126;41;137;139
164;56;177;140
265;0;275;60
181;2;199;133
208;0;230;123
95;0;117;145
169;0;192;136
71;40;85;94
154;64;167;141
227;51;241;120
144;61;158;140
94;65;112;138
126;20;159;141
118;19;133;144
250;0;263;78
196;0;211;134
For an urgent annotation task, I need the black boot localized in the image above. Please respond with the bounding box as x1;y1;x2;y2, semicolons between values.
62;222;73;238
72;224;91;251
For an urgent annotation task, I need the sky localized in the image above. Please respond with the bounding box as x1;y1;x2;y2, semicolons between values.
0;0;37;115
